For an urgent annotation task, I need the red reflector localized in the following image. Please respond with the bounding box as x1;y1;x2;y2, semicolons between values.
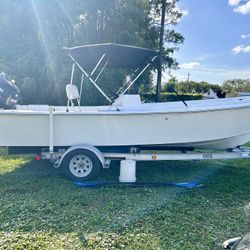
36;155;41;161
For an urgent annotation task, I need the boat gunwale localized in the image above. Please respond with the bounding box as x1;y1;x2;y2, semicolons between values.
1;104;250;116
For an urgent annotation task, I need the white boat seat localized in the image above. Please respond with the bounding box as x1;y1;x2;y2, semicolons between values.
66;84;80;107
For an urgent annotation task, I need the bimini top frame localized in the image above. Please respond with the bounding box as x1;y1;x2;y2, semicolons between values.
64;43;158;104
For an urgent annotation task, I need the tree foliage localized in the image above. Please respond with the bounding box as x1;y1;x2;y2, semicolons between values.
0;0;184;105
150;0;184;70
222;79;250;95
161;79;221;94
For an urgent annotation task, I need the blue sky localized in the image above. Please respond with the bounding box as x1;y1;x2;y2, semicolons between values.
171;0;250;84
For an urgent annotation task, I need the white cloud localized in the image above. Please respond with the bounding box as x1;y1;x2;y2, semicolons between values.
234;1;250;14
232;45;245;53
228;0;241;6
180;62;201;69
241;34;250;39
228;0;250;14
232;44;250;54
182;10;189;16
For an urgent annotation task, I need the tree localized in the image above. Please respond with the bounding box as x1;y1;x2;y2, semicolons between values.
73;0;160;105
150;0;184;101
162;80;221;94
161;77;177;92
0;0;183;105
221;79;250;97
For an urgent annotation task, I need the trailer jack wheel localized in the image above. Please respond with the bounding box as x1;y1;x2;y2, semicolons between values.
61;149;101;181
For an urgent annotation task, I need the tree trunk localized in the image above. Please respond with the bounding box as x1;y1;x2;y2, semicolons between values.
156;0;166;102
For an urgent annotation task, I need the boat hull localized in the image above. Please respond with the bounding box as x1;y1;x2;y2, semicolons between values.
1;104;250;150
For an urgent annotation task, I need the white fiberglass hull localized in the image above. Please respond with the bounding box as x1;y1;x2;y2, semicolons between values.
1;96;250;150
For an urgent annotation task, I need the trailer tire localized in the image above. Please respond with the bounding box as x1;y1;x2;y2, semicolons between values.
61;148;102;181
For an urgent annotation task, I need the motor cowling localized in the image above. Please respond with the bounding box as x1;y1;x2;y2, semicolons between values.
0;73;20;109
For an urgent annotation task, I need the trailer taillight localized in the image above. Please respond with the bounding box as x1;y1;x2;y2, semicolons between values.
35;154;41;161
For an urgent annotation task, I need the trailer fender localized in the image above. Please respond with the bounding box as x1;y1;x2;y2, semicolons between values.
59;144;105;168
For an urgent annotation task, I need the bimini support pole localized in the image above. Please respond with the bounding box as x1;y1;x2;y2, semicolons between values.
67;54;112;103
79;74;84;106
79;55;109;105
119;55;158;97
91;54;106;76
67;63;76;107
70;63;75;85
116;67;140;96
95;59;109;82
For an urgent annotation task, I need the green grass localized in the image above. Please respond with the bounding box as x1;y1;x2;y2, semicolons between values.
0;148;249;249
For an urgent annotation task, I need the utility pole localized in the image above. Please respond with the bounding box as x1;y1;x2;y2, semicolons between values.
156;0;166;102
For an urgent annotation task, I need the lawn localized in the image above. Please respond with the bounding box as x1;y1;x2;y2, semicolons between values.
0;148;249;249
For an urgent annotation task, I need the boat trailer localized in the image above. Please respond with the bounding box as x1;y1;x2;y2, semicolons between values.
39;145;250;182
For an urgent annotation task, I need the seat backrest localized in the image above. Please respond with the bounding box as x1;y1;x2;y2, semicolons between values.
66;84;80;100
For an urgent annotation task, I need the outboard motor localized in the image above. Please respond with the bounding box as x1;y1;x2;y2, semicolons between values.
0;73;20;109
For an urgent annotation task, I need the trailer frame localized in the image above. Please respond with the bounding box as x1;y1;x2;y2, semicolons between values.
39;145;250;181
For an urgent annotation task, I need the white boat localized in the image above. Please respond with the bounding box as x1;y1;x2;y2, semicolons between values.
1;95;250;151
1;43;250;152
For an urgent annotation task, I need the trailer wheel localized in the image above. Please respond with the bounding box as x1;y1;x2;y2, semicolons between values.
61;149;102;181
